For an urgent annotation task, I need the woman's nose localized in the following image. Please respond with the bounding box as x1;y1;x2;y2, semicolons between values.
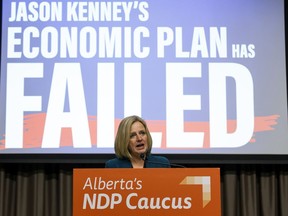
136;133;143;140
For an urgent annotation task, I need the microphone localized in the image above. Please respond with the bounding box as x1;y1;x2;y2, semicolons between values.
140;153;186;168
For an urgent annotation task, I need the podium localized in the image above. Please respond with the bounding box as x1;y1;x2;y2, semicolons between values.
73;168;221;216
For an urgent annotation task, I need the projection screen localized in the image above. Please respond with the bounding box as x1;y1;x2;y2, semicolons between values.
0;0;287;158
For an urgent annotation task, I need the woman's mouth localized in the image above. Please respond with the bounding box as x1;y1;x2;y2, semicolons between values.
136;143;144;149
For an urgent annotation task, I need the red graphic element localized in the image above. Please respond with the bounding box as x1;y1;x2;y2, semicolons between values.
0;114;280;149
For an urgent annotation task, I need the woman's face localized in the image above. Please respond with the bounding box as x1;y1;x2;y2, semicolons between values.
128;121;148;158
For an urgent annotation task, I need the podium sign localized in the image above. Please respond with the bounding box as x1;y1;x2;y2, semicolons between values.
73;168;221;216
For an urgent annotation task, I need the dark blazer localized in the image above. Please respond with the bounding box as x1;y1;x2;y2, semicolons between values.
105;154;170;168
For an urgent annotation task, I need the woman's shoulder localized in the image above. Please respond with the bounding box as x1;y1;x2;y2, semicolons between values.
146;154;170;168
105;157;132;168
149;155;169;162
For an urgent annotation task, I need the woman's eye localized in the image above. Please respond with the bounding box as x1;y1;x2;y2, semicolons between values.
130;133;136;138
130;131;146;138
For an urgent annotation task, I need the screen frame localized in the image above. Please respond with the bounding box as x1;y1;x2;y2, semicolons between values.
0;0;287;164
0;153;288;164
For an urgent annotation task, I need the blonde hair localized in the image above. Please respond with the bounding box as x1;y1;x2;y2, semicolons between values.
114;115;152;159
